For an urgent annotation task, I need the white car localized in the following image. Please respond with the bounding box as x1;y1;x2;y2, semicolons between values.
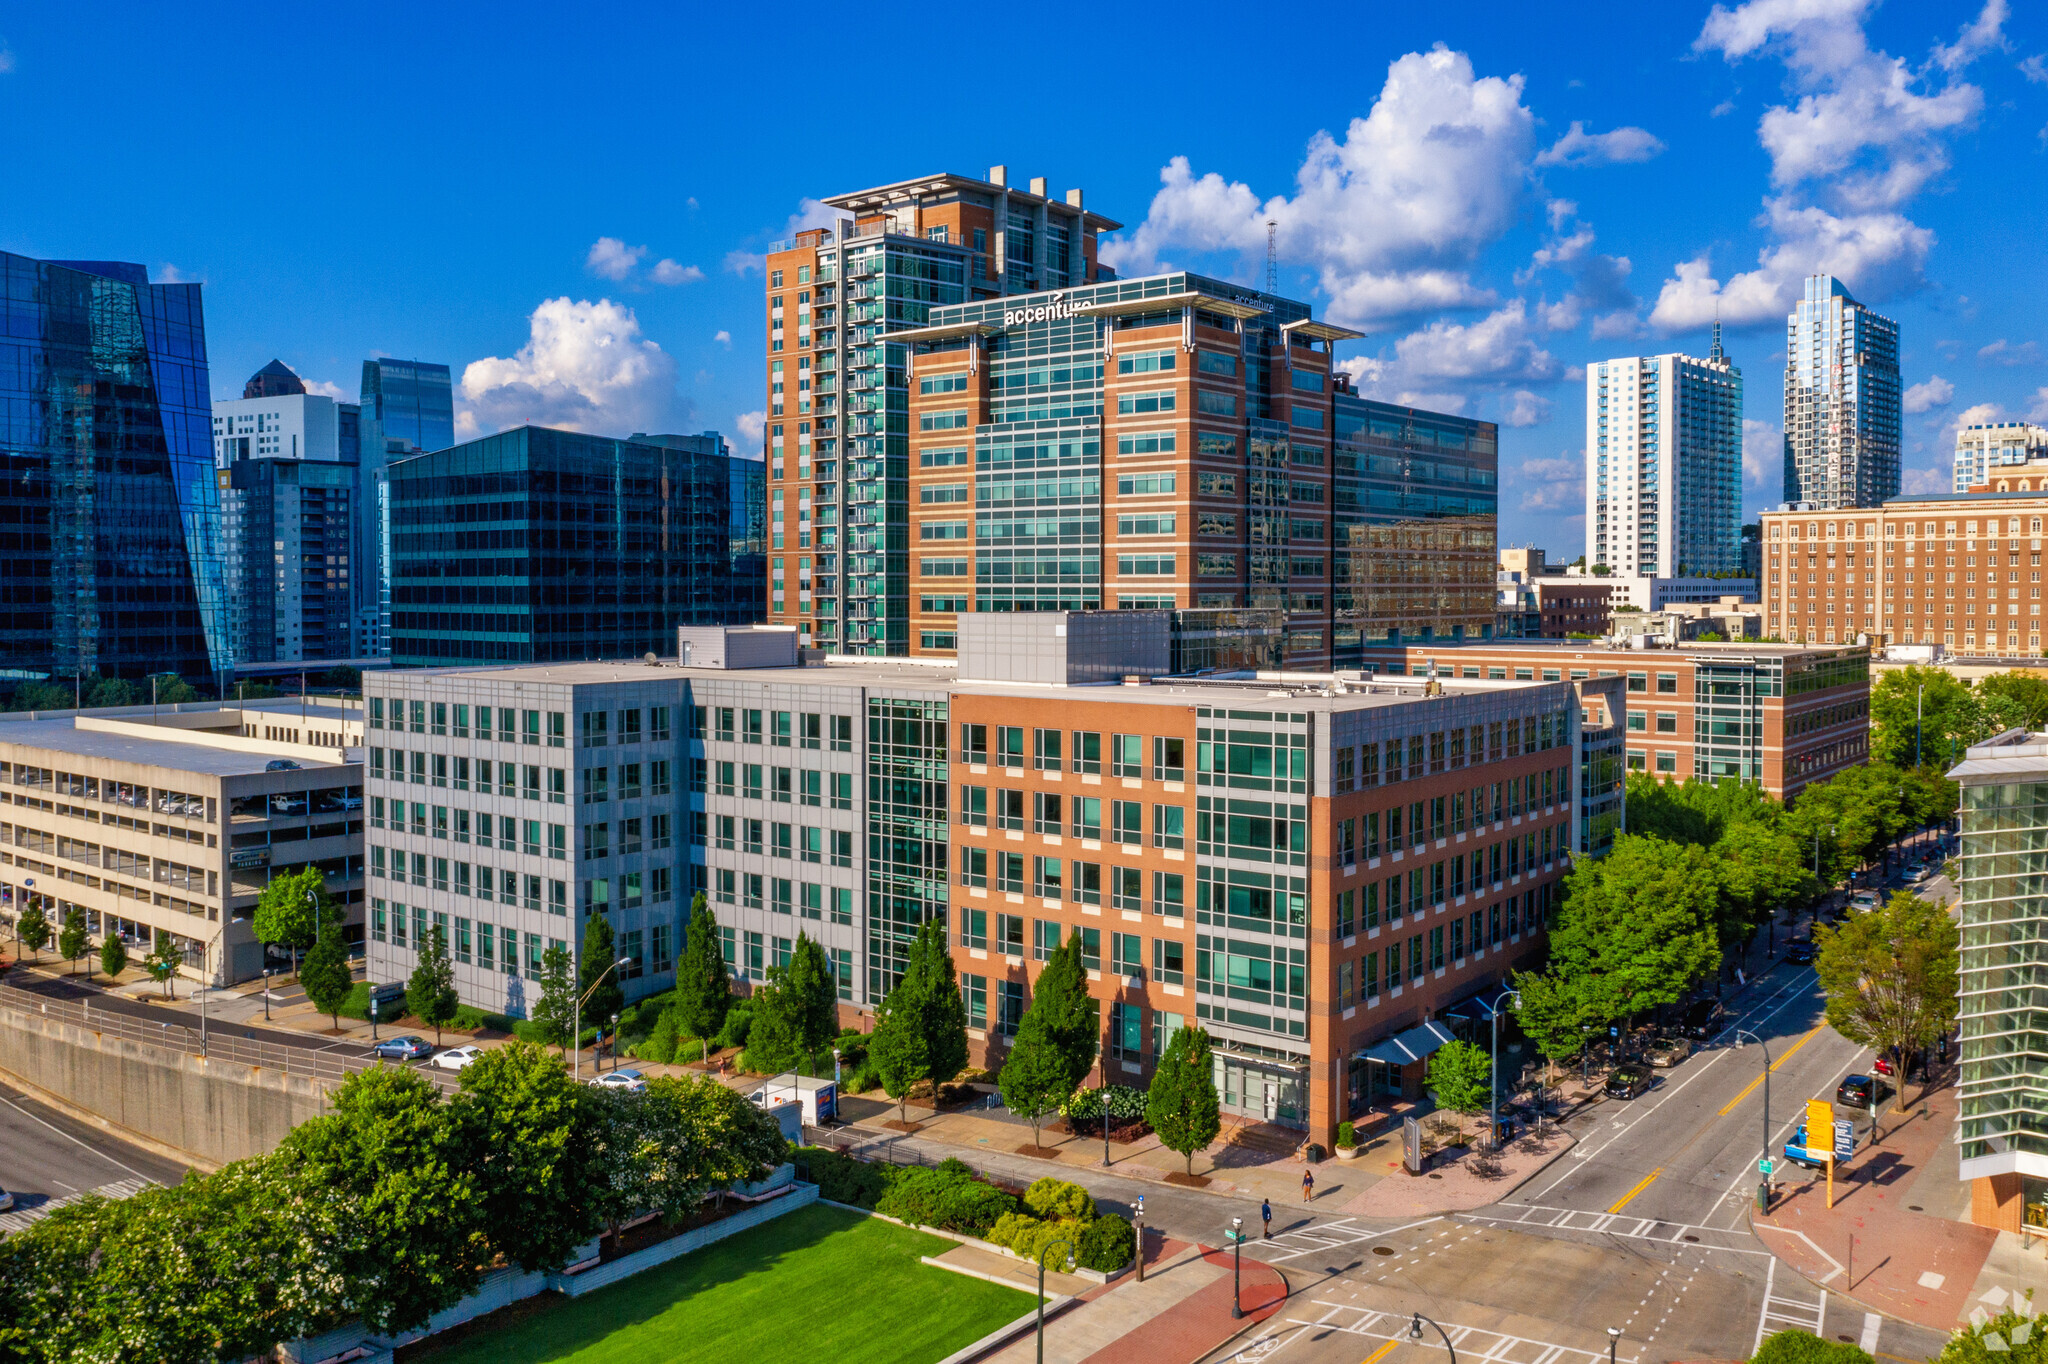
590;1068;647;1092
432;1044;485;1071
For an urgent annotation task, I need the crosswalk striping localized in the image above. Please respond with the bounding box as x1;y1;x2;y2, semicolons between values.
1243;1214;1443;1265
0;1176;153;1233
1460;1202;1765;1256
1288;1301;1643;1364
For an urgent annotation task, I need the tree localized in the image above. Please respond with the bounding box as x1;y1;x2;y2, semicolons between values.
579;916;625;1050
99;933;127;981
996;1009;1072;1148
1938;1303;2048;1364
1145;1023;1220;1175
83;676;139;708
252;866;331;974
301;923;356;1030
152;675;199;704
146;933;183;998
57;907;88;976
1548;836;1721;1027
1871;665;1979;768
914;919;970;1091
751;931;839;1075
529;942;576;1053
1510;969;1590;1085
865;919;969;1121
1788;765;1909;881
672;892;732;1043
998;931;1100;1146
1815;891;1959;1111
16;898;48;962
1714;820;1817;949
1977;670;2048;732
645;1072;791;1210
869;978;931;1123
409;924;460;1045
449;1042;610;1271
1427;1039;1493;1115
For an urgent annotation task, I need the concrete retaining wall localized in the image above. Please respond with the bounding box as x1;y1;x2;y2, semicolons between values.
0;1007;331;1167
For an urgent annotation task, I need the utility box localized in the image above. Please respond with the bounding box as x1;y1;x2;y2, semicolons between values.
677;625;798;670
750;1073;837;1125
956;610;1170;685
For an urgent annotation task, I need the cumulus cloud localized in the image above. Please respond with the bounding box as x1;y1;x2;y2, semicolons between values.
1742;417;1783;488
714;330;732;347
586;237;646;282
1345;299;1561;402
1648;200;1933;329
2022;54;2048;84
1978;339;2043;366
1534;122;1666;168
458;297;680;439
727;198;849;276
735;410;767;449
1521;202;1638;336
1101;45;1534;328
1502;391;1553;427
1902;375;1955;412
1902;465;1949;495
652;260;703;286
1517;452;1585;514
303;379;348;399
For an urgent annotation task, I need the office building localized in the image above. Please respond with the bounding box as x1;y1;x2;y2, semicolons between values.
895;272;1496;670
0;698;364;984
1954;420;2048;494
631;431;767;623
357;359;456;657
1361;639;1870;799
364;612;1601;1147
1783;275;1900;511
761;168;1124;655
213;362;360;665
1950;729;2048;1233
385;426;764;666
1587;334;1744;576
1760;492;2048;654
0;253;229;685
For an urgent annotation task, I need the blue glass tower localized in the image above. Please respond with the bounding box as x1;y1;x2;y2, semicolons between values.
357;358;455;656
0;253;227;682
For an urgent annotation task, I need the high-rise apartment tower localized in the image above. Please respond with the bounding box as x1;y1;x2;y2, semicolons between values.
1586;333;1743;576
1783;275;1900;511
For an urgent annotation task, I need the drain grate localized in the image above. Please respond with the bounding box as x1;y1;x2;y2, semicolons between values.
1908;1204;1924;1211
1374;1245;1396;1256
1683;1235;1699;1242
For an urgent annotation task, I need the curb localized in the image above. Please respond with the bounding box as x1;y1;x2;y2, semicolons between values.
932;1294;1082;1364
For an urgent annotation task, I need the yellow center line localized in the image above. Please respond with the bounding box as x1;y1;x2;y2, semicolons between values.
1362;1342;1402;1364
1715;1024;1827;1116
1609;1167;1663;1214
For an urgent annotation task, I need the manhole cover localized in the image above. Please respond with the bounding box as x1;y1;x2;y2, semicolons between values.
1373;1246;1396;1256
1428;1173;1443;1179
1838;1336;1856;1344
1683;1235;1699;1242
1909;1204;1924;1211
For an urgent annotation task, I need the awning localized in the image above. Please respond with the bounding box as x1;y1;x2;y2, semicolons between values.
1356;1020;1456;1066
1439;991;1509;1023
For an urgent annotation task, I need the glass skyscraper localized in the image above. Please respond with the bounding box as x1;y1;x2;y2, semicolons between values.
386;426;766;665
0;253;227;683
1586;333;1743;577
1783;274;1900;511
357;358;455;657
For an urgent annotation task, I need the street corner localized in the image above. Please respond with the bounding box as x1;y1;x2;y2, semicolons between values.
1750;1198;1998;1334
1337;1126;1577;1219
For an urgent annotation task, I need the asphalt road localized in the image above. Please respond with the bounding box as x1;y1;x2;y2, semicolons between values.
0;1076;188;1233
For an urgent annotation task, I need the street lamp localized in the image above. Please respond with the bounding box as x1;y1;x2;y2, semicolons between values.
1489;987;1522;1150
1411;1311;1457;1364
1035;1237;1075;1364
1734;1029;1774;1210
1230;1216;1245;1319
1608;1326;1622;1364
609;1012;619;1073
1134;1195;1146;1283
571;956;632;1082
262;967;273;1021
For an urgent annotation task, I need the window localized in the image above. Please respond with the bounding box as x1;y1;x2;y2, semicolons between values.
1197;349;1237;376
1112;865;1143;911
1153;871;1184;917
1072;731;1101;774
1152;804;1184;849
959;723;988;764
1656;752;1678;774
1033;855;1063;899
1117;348;1177;374
1657;673;1678;694
1113;800;1142;845
1033;728;1063;772
1071;797;1101;840
1117;554;1175;577
831;715;853;751
1117;389;1175;415
1154;736;1184;781
1112;932;1143;978
1033;791;1062;835
997;726;1025;768
1110;733;1143;777
1627;712;1646;732
831;772;853;809
995;912;1025;956
1153;937;1185;984
959;906;987;949
1198;391;1237;416
959;845;988;888
1655;712;1677;733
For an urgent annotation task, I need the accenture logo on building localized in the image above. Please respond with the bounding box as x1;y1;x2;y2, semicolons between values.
1002;292;1081;328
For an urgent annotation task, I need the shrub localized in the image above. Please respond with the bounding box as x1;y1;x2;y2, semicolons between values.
1752;1331;1873;1364
986;1210;1040;1252
1022;1176;1096;1223
1075;1214;1136;1272
1060;1085;1147;1123
1005;1216;1086;1268
336;981;372;1021
450;1005;493;1032
796;1146;895;1209
875;1160;1019;1236
1336;1121;1356;1149
716;1002;753;1050
636;1009;682;1065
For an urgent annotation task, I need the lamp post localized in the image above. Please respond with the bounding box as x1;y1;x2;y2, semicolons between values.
1102;1072;1111;1167
1230;1216;1244;1319
1915;683;1923;770
1488;987;1522;1150
832;1046;842;1092
1035;1237;1074;1364
1411;1311;1457;1364
1735;1029;1774;1209
1134;1195;1146;1283
609;1012;619;1073
1608;1326;1622;1364
262;967;273;1021
571;956;632;1082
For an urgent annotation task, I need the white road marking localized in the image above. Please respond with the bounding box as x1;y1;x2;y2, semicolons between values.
0;1176;152;1233
1460;1204;1767;1257
1288;1302;1644;1364
1244;1215;1444;1264
1860;1313;1881;1353
0;1087;155;1184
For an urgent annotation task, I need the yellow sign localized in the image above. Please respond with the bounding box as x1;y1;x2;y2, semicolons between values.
1806;1098;1833;1149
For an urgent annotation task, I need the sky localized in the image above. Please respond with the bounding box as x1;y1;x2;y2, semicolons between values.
3;1;2044;555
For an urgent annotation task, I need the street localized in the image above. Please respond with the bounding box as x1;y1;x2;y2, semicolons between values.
0;1076;188;1234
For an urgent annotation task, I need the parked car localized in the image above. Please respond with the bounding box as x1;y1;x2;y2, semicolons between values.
432;1044;484;1071
0;1185;13;1212
1781;1120;1831;1170
1849;890;1880;911
590;1068;647;1092
1647;1036;1692;1068
1785;940;1817;964
1605;1065;1653;1099
1681;998;1726;1039
1836;1073;1891;1109
369;1035;433;1061
264;759;301;772
1871;1054;1897;1077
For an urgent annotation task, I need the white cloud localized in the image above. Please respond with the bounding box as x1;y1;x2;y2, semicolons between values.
0;42;14;74
1647;200;1933;330
586;237;646;282
1384;300;1561;385
1978;339;2043;366
1533;122;1666;168
1516;452;1584;514
735;410;767;449
1933;0;2008;73
651;260;703;286
1901;466;1949;495
458;297;679;438
1502;390;1553;427
303;379;347;399
156;264;198;284
714;330;732;347
2026;388;2048;421
728;198;849;277
2022;54;2048;84
1742;417;1783;488
1902;375;1954;412
1101;45;1534;328
1522;202;1637;334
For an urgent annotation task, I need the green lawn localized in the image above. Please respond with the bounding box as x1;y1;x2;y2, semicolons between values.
413;1201;1035;1364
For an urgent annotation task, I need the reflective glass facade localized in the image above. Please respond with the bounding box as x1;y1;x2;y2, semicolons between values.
1783;274;1900;511
1957;771;2048;1179
387;426;765;666
866;695;948;996
358;358;455;656
0;254;226;681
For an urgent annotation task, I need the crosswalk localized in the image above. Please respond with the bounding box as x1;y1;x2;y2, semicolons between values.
1286;1301;1643;1364
0;1176;153;1234
1462;1202;1764;1257
1241;1214;1442;1265
1753;1257;1828;1353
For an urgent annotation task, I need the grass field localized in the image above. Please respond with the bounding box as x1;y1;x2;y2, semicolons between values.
412;1201;1036;1364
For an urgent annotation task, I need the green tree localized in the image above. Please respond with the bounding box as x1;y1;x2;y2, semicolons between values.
83;675;139;708
996;1007;1072;1148
152;674;199;704
1788;765;1909;880
1427;1039;1493;1115
99;932;128;981
1815;891;1960;1111
300;923;356;1030
1510;969;1590;1085
15;898;48;962
1548;836;1721;1028
409;924;460;1045
529;942;576;1053
146;933;183;998
780;931;843;1073
252;866;332;974
579;915;625;1049
645;1071;791;1210
1871;664;1979;768
1978;670;2048;732
1714;819;1818;949
997;931;1099;1146
869;974;931;1123
1898;763;1961;831
1937;1303;2048;1364
449;1041;609;1271
1144;1023;1220;1175
269;1064;487;1335
866;919;969;1120
57;906;88;975
672;892;732;1042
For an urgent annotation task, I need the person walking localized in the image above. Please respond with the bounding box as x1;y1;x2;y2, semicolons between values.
1301;1168;1315;1202
1261;1198;1272;1239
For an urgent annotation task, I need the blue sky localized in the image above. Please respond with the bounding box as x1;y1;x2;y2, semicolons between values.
2;1;2043;555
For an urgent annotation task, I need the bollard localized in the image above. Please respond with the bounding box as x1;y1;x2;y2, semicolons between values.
1756;1181;1770;1213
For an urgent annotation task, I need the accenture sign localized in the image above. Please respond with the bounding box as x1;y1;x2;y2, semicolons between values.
1001;292;1084;329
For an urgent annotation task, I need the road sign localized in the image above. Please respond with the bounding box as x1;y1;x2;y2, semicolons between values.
1403;1116;1423;1174
1759;1157;1774;1175
1807;1098;1834;1142
1832;1118;1856;1160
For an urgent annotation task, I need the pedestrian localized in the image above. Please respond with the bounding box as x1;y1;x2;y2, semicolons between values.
1301;1168;1314;1202
1261;1198;1272;1239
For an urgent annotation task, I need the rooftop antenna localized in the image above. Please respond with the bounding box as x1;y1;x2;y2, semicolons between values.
1265;220;1278;296
1708;306;1726;365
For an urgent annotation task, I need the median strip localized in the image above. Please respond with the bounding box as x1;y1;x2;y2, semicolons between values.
1715;1024;1827;1117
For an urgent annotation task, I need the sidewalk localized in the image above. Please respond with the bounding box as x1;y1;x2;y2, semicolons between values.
1750;1063;2002;1333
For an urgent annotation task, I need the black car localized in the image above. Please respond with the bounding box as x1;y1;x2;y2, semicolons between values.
1785;940;1817;964
1681;998;1726;1039
1606;1065;1653;1099
1836;1073;1891;1109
